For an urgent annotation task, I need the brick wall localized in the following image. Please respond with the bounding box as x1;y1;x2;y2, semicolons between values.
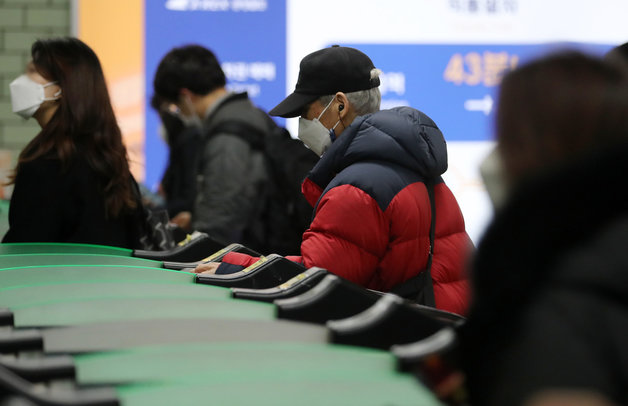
0;0;71;198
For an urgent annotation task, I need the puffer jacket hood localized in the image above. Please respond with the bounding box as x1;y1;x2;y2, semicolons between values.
310;106;448;189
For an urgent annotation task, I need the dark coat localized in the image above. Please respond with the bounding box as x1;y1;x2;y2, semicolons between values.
155;106;201;218
192;92;272;251
3;155;144;249
161;124;200;218
461;144;628;406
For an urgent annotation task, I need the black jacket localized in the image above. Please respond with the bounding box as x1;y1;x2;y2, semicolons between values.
461;144;628;406
161;124;200;218
3;155;144;249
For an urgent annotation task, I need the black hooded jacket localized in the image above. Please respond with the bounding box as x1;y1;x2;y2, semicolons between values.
461;144;628;406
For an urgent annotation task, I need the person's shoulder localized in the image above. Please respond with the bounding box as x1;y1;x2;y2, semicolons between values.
207;93;273;144
382;106;439;128
17;155;63;178
213;92;255;114
19;155;95;185
350;108;438;135
11;156;71;198
214;92;268;123
557;215;628;287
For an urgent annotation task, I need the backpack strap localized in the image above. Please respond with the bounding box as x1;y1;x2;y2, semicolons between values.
201;92;268;150
390;180;436;306
209;120;266;150
424;179;436;305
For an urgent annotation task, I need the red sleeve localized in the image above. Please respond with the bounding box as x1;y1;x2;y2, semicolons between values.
221;252;305;273
301;178;323;208
300;184;388;286
221;251;260;267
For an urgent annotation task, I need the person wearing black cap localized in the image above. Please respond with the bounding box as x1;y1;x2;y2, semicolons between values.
195;45;473;316
268;45;384;156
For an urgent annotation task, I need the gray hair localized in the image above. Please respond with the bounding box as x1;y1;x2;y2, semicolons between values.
318;68;382;115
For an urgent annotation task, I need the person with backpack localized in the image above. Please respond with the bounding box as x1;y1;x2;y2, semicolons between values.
195;46;473;316
153;45;317;255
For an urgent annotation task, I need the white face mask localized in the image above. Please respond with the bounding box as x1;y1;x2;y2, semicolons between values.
177;113;203;129
174;96;204;130
297;98;341;157
10;74;61;119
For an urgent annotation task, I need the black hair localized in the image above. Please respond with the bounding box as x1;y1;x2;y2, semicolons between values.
153;44;226;102
497;51;628;184
604;42;628;72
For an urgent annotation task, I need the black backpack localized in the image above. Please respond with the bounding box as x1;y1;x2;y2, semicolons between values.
209;110;320;256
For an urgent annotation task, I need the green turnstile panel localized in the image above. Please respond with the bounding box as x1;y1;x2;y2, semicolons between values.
0;265;194;289
0;243;133;256
116;375;441;406
0;253;161;269
75;342;397;385
10;296;276;327
0;282;229;308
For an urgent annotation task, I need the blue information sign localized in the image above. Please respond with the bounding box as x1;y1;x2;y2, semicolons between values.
144;0;286;189
346;42;614;142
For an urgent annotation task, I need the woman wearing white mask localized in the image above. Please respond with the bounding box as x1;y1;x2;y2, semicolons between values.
3;37;145;248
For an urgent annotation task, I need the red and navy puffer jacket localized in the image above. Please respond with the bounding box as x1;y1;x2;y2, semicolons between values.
224;106;473;315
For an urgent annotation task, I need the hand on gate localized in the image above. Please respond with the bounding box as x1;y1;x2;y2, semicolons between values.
191;261;221;275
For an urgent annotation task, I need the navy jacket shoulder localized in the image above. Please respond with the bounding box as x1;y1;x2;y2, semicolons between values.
310;106;448;211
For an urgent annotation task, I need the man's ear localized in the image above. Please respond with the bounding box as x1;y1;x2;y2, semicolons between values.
335;92;350;118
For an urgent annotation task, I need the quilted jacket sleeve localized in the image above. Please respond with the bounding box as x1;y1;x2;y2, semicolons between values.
299;184;389;286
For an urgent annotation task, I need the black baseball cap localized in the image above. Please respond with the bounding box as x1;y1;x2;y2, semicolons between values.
269;45;380;118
